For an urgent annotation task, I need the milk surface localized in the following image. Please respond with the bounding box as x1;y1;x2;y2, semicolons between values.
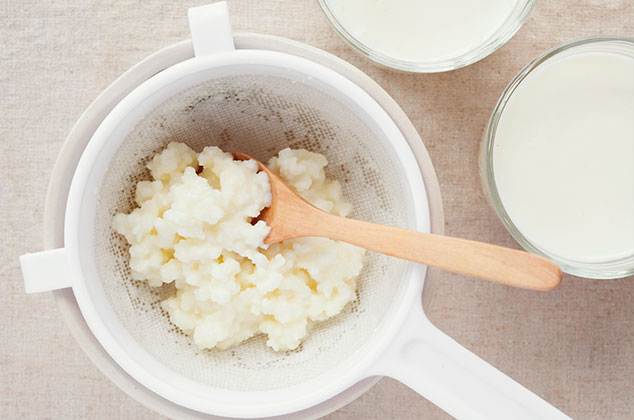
493;50;634;261
327;0;517;62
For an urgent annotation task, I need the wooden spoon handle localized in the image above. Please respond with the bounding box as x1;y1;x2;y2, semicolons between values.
303;211;562;291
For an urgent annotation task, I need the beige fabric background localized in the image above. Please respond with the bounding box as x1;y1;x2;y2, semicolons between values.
2;0;633;419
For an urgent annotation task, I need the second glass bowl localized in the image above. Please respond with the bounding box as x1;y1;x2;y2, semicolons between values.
317;0;535;72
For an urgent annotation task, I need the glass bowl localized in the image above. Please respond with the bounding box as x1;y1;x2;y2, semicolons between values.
480;36;634;279
317;0;535;73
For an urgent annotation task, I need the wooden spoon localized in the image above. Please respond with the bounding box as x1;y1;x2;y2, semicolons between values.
233;152;562;291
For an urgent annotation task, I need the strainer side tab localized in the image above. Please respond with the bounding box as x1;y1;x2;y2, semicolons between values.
21;248;72;293
188;2;235;58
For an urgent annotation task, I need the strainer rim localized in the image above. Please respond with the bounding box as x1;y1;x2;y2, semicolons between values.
65;49;430;417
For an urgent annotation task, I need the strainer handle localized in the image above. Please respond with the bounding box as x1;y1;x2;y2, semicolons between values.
369;304;572;420
20;248;72;293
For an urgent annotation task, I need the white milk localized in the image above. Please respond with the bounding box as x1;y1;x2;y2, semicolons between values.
327;0;518;62
493;50;634;262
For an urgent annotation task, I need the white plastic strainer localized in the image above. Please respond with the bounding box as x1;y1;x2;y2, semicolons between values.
21;3;571;419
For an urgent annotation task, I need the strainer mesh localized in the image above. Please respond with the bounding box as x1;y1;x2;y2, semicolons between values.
95;74;411;392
